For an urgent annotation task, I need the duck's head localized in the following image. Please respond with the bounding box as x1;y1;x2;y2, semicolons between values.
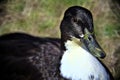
60;6;106;58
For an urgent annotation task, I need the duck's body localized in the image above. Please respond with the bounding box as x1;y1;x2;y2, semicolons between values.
0;6;113;80
0;33;64;80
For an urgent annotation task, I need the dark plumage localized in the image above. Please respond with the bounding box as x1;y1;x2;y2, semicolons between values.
0;33;64;80
0;6;114;80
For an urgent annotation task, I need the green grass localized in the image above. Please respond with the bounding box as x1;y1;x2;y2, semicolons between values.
103;24;119;37
0;0;91;36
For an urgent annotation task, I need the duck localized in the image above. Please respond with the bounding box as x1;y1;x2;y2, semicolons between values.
0;6;113;80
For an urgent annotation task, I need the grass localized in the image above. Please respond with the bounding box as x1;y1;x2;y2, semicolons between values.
0;0;92;37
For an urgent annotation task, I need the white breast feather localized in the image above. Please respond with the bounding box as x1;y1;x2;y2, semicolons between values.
60;40;110;80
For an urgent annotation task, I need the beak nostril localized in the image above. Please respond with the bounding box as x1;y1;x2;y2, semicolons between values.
100;53;106;59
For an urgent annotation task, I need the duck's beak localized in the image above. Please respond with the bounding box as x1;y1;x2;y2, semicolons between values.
80;28;106;58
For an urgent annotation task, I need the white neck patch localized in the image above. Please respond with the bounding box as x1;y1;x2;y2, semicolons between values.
60;39;110;80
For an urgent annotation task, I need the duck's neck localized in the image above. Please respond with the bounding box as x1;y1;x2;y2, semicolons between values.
60;40;110;80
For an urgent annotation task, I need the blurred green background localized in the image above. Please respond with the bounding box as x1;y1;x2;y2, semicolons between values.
0;0;120;79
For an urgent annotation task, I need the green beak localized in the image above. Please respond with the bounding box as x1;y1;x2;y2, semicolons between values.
81;28;106;58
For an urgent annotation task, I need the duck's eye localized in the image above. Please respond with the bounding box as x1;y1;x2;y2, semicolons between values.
88;36;91;41
88;36;92;41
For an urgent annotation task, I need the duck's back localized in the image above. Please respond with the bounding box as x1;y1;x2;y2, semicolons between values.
0;33;65;80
